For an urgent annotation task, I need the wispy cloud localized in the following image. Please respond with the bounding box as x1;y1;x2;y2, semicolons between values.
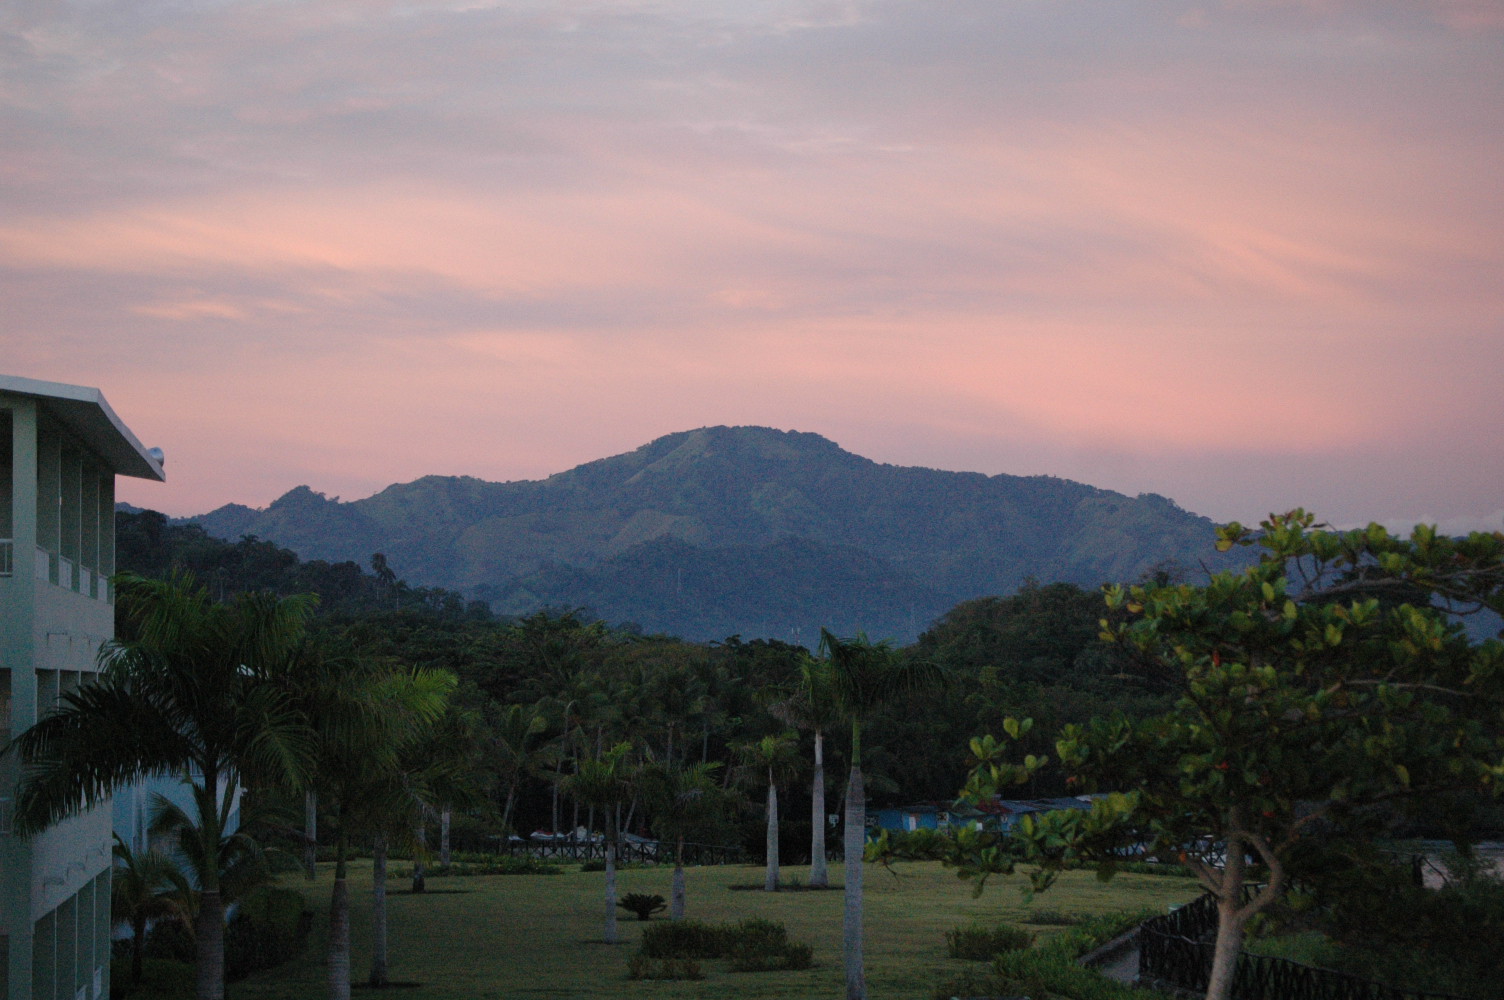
3;0;1500;529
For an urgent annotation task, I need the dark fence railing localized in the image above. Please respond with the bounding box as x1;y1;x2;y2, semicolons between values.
1138;891;1471;1000
494;837;743;867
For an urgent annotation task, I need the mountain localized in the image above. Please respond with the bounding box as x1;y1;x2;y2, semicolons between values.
189;426;1236;642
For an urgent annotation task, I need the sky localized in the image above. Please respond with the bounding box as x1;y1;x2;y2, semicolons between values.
4;0;1502;534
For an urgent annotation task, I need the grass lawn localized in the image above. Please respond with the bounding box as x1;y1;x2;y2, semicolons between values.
221;860;1199;1000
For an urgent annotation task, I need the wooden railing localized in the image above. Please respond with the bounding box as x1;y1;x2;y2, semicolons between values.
495;837;744;867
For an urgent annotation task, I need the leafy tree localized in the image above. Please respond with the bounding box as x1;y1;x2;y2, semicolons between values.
821;629;943;1000
736;732;801;892
8;572;315;1000
977;512;1504;1000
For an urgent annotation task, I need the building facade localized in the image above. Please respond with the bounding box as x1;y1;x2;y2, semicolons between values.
1;375;164;1000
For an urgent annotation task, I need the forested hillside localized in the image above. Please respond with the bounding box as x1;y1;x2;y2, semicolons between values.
112;511;1162;830
185;426;1239;642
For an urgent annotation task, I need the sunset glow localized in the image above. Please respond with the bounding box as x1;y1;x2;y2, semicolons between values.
4;0;1501;533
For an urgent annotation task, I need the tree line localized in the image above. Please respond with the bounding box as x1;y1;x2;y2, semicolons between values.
8;508;1502;1000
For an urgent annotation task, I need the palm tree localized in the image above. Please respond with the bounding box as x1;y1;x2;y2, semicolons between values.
640;758;724;919
563;742;635;944
736;732;801;892
283;640;455;1000
489;702;552;834
771;655;844;887
111;833;191;988
821;628;943;1000
9;572;315;1000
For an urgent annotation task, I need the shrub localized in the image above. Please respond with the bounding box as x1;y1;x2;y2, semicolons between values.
391;856;560;877
638;920;734;959
945;923;1034;960
726;917;805;972
618;893;667;921
580;858;647;872
634;916;814;974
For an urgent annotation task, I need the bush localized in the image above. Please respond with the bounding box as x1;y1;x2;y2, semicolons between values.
726;917;812;972
618;893;667;921
945;923;1034;960
638;920;734;959
634;916;813;974
580;858;647;872
392;856;561;878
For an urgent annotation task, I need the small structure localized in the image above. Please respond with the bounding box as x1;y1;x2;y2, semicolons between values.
873;802;955;833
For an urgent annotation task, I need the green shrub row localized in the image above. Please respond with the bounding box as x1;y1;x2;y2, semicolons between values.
635;917;814;973
389;856;561;877
579;859;650;872
945;923;1035;960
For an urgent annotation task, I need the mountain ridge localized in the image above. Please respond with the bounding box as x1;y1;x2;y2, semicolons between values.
188;425;1235;641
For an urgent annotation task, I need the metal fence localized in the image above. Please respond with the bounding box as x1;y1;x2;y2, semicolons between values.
1138;891;1471;1000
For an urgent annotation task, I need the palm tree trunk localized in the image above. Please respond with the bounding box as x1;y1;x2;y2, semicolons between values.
764;775;780;892
193;776;227;1000
132;917;147;985
603;839;619;944
810;728;828;887
672;832;687;920
305;790;319;879
195;889;226;1000
503;785;518;834
843;763;866;1000
412;818;426;893
369;833;389;987
440;806;451;870
329;844;352;1000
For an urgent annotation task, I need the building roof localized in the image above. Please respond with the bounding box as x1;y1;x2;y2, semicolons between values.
0;374;166;481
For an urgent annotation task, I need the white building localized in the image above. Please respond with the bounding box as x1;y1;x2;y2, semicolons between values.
1;375;165;1000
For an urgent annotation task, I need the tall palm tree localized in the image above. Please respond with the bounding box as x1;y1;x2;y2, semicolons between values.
281;640;455;1000
9;572;315;1000
771;655;844;887
736;732;801;892
563;742;635;944
821;628;943;1000
640;758;724;919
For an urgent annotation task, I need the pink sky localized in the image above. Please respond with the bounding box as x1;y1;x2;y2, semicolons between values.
4;0;1501;533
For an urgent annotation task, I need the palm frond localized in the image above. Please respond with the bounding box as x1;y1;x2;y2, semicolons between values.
10;682;193;834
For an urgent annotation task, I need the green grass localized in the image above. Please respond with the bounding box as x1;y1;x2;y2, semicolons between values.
209;860;1198;1000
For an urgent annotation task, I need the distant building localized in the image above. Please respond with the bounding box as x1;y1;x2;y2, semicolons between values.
870;795;1096;836
1;375;165;1000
